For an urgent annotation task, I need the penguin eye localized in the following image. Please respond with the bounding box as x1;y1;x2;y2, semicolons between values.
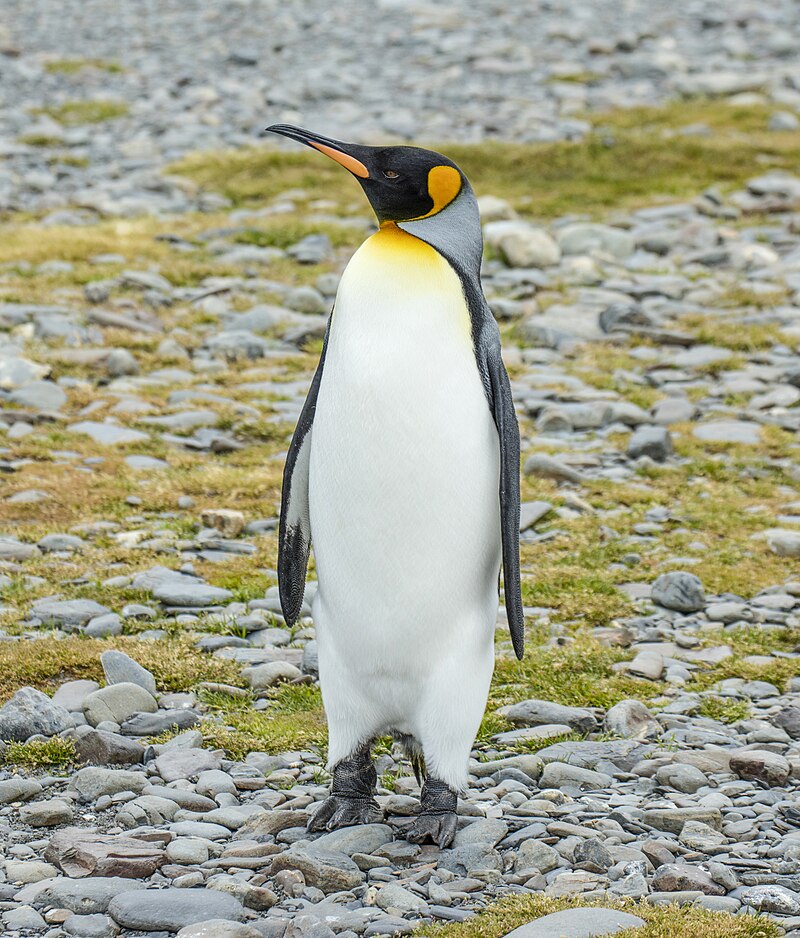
382;169;399;179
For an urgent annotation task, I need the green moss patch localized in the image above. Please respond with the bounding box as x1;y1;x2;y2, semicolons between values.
0;637;244;703
414;894;779;938
233;220;365;250
2;737;76;769
44;58;123;74
697;696;751;724
171;99;799;219
480;635;658;741
678;312;789;349
35;100;129;125
200;683;327;759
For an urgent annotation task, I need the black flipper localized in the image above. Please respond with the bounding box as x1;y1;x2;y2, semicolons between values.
480;318;525;660
278;323;329;626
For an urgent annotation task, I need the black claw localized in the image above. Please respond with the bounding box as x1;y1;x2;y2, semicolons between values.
307;797;336;832
404;777;459;848
405;810;458;849
307;747;382;832
307;793;382;831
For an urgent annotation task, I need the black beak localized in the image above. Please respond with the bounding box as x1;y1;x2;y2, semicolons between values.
263;124;371;179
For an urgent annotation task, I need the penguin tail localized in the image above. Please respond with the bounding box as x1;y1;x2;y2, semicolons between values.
410;751;427;786
392;732;426;783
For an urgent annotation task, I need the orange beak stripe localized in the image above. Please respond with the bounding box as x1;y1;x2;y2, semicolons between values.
310;142;369;178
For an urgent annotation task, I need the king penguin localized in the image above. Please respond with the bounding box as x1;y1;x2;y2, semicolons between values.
265;124;524;848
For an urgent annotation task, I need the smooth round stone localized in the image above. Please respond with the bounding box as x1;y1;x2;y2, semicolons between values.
3;906;47;930
63;912;119;938
651;571;705;612
68;767;147;803
108;888;244;931
169;821;233;840
177;921;263;938
503;907;645;937
126;454;169;470
452;818;509;847
4;859;59;883
166;837;210;865
309;824;394;857
83;683;158;727
100;650;157;695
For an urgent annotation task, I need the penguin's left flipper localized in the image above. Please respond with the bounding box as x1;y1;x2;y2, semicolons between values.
278;321;330;626
479;321;525;660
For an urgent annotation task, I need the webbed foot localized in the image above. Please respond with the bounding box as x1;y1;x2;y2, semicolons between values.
405;811;458;848
307;746;382;832
404;776;458;848
307;793;383;831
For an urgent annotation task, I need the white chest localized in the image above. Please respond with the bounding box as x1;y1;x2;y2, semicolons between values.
308;225;499;554
307;225;501;676
319;225;482;419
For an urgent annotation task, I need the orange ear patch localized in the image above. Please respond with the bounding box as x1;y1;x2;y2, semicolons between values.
407;165;462;220
427;165;462;214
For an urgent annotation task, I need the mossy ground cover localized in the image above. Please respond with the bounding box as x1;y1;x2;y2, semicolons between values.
2;98;798;767
516;449;794;627
2;737;77;768
34;100;129;125
43;58;124;75
479;636;660;741
698;696;752;724
0;214;345;309
170;100;800;219
676;312;790;350
199;683;327;759
0;629;656;758
413;894;780;938
0;637;243;702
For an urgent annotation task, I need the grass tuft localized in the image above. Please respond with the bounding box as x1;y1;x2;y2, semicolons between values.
697;696;751;724
3;737;76;768
44;58;124;74
19;134;64;147
479;635;658;741
0;637;244;703
414;894;779;938
199;681;326;759
233;220;365;250
679;312;787;350
34;100;129;126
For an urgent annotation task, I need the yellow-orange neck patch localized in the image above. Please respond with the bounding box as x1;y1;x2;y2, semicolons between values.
410;165;462;220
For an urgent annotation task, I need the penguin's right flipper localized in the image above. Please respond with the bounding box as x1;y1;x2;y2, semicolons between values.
480;320;525;660
278;322;330;625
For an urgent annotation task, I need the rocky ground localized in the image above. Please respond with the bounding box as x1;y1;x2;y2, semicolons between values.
1;2;800;938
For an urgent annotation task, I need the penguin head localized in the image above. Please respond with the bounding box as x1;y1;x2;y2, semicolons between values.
264;124;467;225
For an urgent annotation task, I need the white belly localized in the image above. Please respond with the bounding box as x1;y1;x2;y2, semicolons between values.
308;226;500;744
